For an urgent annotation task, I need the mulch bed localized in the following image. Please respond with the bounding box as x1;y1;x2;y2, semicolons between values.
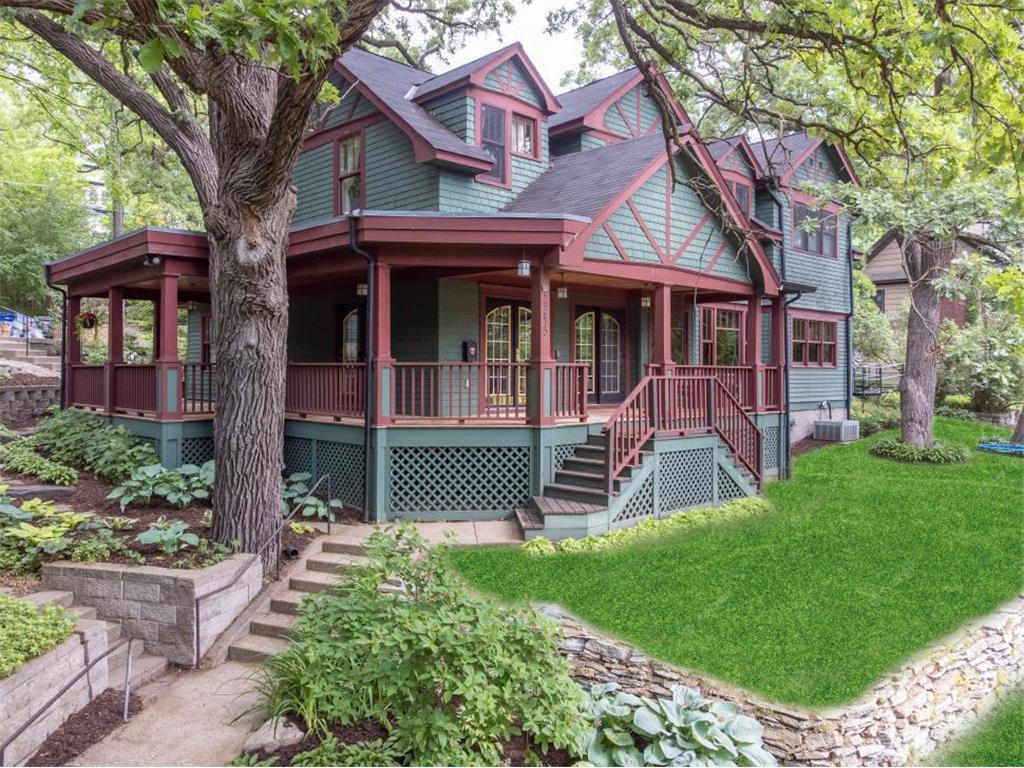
0;571;41;596
27;689;143;767
791;437;834;457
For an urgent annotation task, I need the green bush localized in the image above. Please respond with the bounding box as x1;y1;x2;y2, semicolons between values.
852;398;901;436
0;593;75;678
1;497;91;573
935;405;975;421
580;682;776;767
108;461;214;511
291;734;403;767
34;409;157;483
869;438;971;464
944;394;973;409
0;439;78;485
135;516;199;554
259;524;585;766
281;472;343;522
522;497;772;557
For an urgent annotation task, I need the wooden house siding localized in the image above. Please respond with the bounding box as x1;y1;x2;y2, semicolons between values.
720;149;756;178
581;134;608;150
483;58;544;107
324;72;379;128
788;313;849;409
778;195;852;314
364;121;441;210
292;144;335;224
603;84;662;139
437;129;549;211
791;144;844;185
424;92;475;142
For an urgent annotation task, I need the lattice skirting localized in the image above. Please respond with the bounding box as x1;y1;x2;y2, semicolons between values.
716;464;746;501
612;471;655;524
282;435;364;509
762;425;781;473
657;447;715;514
389;445;530;515
553;443;583;475
181;436;213;466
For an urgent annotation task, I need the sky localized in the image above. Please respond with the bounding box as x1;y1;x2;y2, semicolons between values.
439;0;597;93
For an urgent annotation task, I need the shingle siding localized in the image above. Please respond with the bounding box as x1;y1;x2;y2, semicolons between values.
364;121;440;210
292;144;334;224
603;84;662;138
788;317;849;410
324;72;379;128
483;59;543;107
424;92;474;142
437;129;549;212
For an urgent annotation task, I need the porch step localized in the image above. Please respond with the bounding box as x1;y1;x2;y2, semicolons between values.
554;469;622;492
514;506;544;531
305;552;368;574
251;611;298;639
573;444;607;460
531;495;605;517
542;482;611;506
227;634;291;663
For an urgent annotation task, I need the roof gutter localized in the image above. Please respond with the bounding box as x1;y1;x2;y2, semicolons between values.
348;213;375;524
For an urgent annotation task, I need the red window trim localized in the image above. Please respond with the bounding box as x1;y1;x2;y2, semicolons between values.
473;93;547;189
790;198;839;259
333;129;365;215
510;113;540;160
789;311;839;368
199;312;213;364
698;304;746;366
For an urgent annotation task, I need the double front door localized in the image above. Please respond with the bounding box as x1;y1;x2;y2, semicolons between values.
575;307;624;404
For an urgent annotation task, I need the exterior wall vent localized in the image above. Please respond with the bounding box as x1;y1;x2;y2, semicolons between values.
813;420;860;442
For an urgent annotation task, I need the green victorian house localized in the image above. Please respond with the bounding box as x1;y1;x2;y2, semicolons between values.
46;43;859;539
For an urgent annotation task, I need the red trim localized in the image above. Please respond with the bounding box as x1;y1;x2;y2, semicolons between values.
702;241;730;274
510;113;541;161
789;309;840;367
697;304;746;366
473;93;548;188
575;259;756;296
603;223;631;262
49;229;207;286
332;130;366;215
673;213;712;261
301;114;384;151
626;199;668;263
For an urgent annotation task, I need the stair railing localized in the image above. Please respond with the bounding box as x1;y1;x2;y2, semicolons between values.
711;379;762;483
603;376;657;495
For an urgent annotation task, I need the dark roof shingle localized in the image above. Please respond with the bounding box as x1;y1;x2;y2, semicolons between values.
549;69;638;130
410;44;517;103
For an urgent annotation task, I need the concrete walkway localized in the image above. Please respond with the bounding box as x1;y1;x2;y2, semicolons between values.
322;518;523;546
72;662;263;766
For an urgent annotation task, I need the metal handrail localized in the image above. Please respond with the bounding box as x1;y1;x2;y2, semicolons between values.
0;637;135;766
192;474;332;666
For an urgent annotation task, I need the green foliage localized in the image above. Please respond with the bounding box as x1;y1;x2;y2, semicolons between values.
944;394;973;409
34;409;157;483
853;270;898;363
70;526;142;564
0;593;75;678
289;522;315;536
0;438;78;485
281;473;342;522
0;497;90;573
581;682;776;767
869;438;971;464
135;516;199;554
291;734;403;767
229;755;278;767
852;398;901;436
108;461;214;511
259;523;585;766
523;498;772;557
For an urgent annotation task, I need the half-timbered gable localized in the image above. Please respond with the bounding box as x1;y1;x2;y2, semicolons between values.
602;83;663;139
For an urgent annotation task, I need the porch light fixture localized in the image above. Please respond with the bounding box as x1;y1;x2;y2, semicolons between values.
640;295;652;308
142;255;161;267
356;282;368;297
556;271;568;299
517;258;531;278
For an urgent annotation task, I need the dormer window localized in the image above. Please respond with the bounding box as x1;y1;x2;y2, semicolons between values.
726;180;752;217
480;104;506;183
337;134;362;214
512;115;536;157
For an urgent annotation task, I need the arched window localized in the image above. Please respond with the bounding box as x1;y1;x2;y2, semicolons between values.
340;309;361;362
574;311;595;393
485;303;531;404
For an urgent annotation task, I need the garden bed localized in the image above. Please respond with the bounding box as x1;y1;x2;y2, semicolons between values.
27;689;143;767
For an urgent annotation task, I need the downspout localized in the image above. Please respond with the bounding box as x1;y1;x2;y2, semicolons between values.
845;219;855;417
348;214;375;524
766;181;793;479
45;264;68;411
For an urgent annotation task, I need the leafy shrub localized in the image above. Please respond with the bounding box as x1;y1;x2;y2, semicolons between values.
0;593;75;678
291;734;403;767
33;409;157;483
0;439;78;485
522;498;772;557
259;524;585;766
869;438;971;464
281;473;343;522
170;537;235;569
0;498;90;573
851;398;901;436
135;516;199;554
289;522;315;536
71;527;143;564
580;682;776;767
944;394;973;409
108;461;214;511
935;405;975;421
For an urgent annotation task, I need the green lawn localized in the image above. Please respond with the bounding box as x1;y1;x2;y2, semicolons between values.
932;690;1024;766
450;418;1024;708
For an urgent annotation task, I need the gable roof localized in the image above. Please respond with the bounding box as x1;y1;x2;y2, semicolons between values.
707;134;764;176
410;43;560;113
749;131;859;185
550;69;639;131
336;47;493;170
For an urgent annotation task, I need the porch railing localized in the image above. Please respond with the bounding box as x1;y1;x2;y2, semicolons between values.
759;366;783;411
285;363;364;419
68;364;105;408
712;380;762;480
603;375;658;493
112;364;158;413
392;362;527;421
552;363;589;421
183;363;217;415
667;365;753;409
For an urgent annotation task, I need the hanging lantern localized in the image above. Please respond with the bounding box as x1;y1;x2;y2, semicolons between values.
356;283;368;297
517;258;531;278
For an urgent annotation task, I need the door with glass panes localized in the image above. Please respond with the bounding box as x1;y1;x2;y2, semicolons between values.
574;307;625;404
484;299;531;406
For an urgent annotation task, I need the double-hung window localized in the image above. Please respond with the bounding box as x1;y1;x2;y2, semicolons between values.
337;135;361;214
791;317;837;367
700;307;743;366
793;202;838;256
480;104;507;183
727;180;752;217
511;115;535;157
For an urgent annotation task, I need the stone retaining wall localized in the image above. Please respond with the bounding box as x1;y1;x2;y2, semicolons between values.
42;554;263;666
540;594;1024;766
0;618;109;766
0;384;59;423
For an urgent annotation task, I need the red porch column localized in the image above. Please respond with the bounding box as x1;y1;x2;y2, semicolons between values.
652;284;673;373
106;287;124;413
529;265;554;425
371;262;393;425
152;298;161;360
770;296;786;411
156;273;180;418
66;295;82;407
745;293;763;409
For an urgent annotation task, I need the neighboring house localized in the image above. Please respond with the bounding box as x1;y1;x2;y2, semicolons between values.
45;44;859;538
865;229;968;325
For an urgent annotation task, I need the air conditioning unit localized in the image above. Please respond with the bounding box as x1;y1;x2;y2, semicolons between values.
813;420;860;442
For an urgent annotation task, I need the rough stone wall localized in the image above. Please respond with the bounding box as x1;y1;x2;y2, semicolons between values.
0;384;60;423
540;594;1023;766
0;619;109;766
42;555;263;665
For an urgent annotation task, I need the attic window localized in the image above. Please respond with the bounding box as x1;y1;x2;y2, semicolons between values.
480;104;506;182
512;115;535;157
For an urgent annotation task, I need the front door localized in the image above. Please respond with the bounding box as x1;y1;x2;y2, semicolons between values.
484;299;531;406
575;307;625;404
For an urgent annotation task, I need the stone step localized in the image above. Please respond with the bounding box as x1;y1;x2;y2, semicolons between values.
110;653;168;691
21;590;74;609
320;538;368;556
227;634;290;663
289;569;337;594
270;589;309;615
107;634;144;675
305;552;368;574
4;484;75;501
250;611;298;639
542;482;609;506
67;604;98;621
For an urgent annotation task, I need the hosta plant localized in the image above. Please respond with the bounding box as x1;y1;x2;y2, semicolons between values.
580;682;776;767
135;516;199;554
108;461;214;511
281;472;343;522
0;439;78;486
33;409;157;483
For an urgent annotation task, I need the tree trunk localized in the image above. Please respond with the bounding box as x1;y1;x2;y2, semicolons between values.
1012;409;1024;444
900;236;953;447
208;186;293;559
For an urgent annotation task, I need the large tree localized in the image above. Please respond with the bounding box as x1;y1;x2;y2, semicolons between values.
0;0;508;553
559;0;1024;447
